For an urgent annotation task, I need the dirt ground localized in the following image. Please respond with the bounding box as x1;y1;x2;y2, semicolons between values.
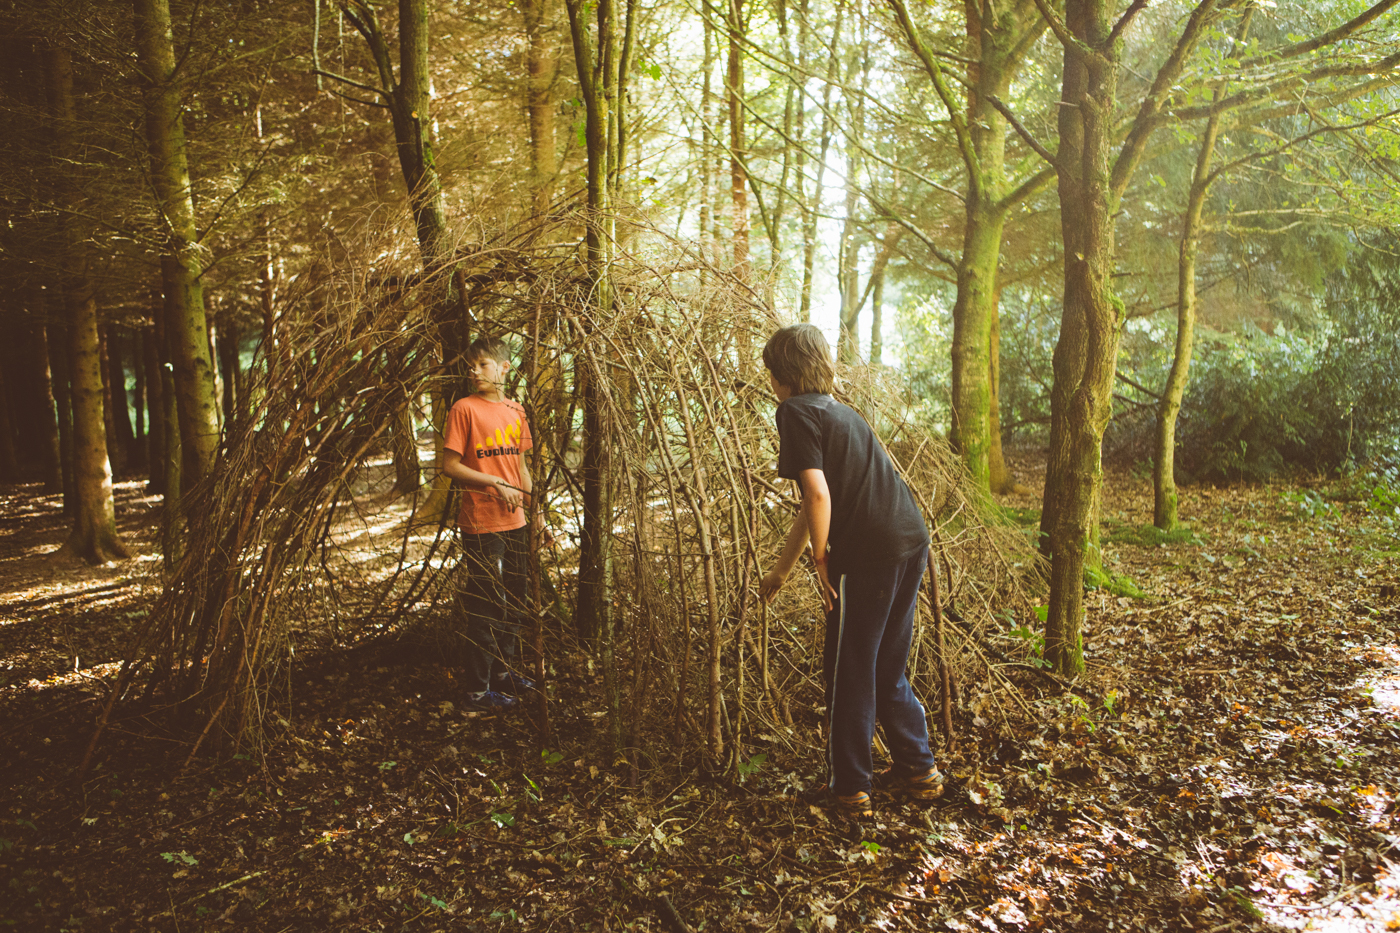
3;462;1400;932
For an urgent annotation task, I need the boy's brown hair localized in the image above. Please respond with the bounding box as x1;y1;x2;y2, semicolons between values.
467;335;512;365
763;323;835;395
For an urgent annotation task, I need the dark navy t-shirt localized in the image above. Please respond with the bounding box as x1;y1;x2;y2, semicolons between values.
775;393;929;573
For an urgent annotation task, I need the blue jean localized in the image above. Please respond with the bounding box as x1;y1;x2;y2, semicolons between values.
454;526;529;693
822;545;935;795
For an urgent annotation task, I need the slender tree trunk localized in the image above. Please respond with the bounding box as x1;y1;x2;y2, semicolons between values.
215;315;239;424
837;11;870;364
700;1;716;263
35;323;63;493
800;0;843;322
130;328;147;473
887;0;1047;491
0;363;19;481
522;0;558;216
1036;0;1223;674
1156;116;1224;528
142;323;166;494
105;327;135;474
44;47;129;563
133;0;221;487
47;318;74;511
986;301;1016;493
339;0;460;520
725;0;750;280
157;274;183;562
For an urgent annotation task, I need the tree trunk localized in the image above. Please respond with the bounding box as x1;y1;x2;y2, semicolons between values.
339;0;461;520
133;0;221;488
34;323;64;493
1039;2;1121;677
887;0;1047;491
215;315;239;425
725;0;749;278
1037;0;1223;674
156;272;183;562
0;362;19;481
565;0;636;753
837;13;871;364
44;47;129;563
987;302;1019;494
800;1;842;322
47;318;74;511
1156;117;1225;528
142;322;166;494
130;327;147;474
522;0;559;215
105;327;135;474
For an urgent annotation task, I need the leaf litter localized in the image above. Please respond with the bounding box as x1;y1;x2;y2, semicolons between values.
1;470;1399;931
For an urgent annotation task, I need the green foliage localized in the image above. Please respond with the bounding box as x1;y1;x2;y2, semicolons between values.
736;753;767;783
160;851;197;867
1146;243;1400;482
489;811;515;829
1084;565;1147;598
1104;522;1203;548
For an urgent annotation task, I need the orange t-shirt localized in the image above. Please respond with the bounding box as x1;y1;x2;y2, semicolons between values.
443;394;534;533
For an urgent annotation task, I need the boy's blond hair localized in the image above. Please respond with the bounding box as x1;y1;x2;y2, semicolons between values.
763;323;835;395
467;335;512;364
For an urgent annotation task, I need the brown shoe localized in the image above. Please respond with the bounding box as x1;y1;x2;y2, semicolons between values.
836;789;874;818
900;766;945;802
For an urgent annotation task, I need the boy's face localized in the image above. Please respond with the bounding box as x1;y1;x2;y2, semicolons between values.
468;353;510;394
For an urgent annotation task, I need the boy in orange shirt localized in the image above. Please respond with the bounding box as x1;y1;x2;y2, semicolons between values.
443;336;538;712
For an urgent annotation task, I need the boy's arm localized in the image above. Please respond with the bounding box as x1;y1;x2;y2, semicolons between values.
759;506;810;603
798;468;837;612
443;449;523;511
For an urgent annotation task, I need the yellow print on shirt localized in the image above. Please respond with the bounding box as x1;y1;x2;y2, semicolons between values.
474;416;524;460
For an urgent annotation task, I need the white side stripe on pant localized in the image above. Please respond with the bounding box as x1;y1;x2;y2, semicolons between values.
827;572;847;786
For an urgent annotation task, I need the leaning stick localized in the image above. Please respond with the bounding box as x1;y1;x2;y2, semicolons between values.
925;547;956;751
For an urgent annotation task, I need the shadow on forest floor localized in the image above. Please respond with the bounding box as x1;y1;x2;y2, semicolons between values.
2;461;1400;932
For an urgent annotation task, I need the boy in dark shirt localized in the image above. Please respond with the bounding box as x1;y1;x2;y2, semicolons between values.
758;324;943;817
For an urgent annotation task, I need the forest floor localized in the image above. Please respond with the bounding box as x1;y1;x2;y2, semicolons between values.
2;460;1400;932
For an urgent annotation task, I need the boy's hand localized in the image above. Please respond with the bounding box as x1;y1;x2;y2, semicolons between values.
495;480;524;511
813;560;837;613
759;569;787;603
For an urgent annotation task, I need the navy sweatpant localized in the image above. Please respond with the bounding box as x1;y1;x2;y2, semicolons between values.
822;545;935;795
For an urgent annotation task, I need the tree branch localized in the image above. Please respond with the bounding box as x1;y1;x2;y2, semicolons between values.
312;68;389;101
884;0;981;190
1107;0;1151;50
1243;0;1400;65
986;95;1059;170
1111;0;1225;199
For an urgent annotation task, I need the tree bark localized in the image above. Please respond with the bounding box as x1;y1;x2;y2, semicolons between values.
837;10;871;364
44;47;129;563
215;315;239;425
887;0;1048;491
725;0;749;280
1036;0;1222;674
800;1;842;322
0;361;19;481
1155;114;1221;529
521;0;559;215
337;0;460;519
47;317;74;510
142;322;166;494
34;323;64;493
132;0;221;488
